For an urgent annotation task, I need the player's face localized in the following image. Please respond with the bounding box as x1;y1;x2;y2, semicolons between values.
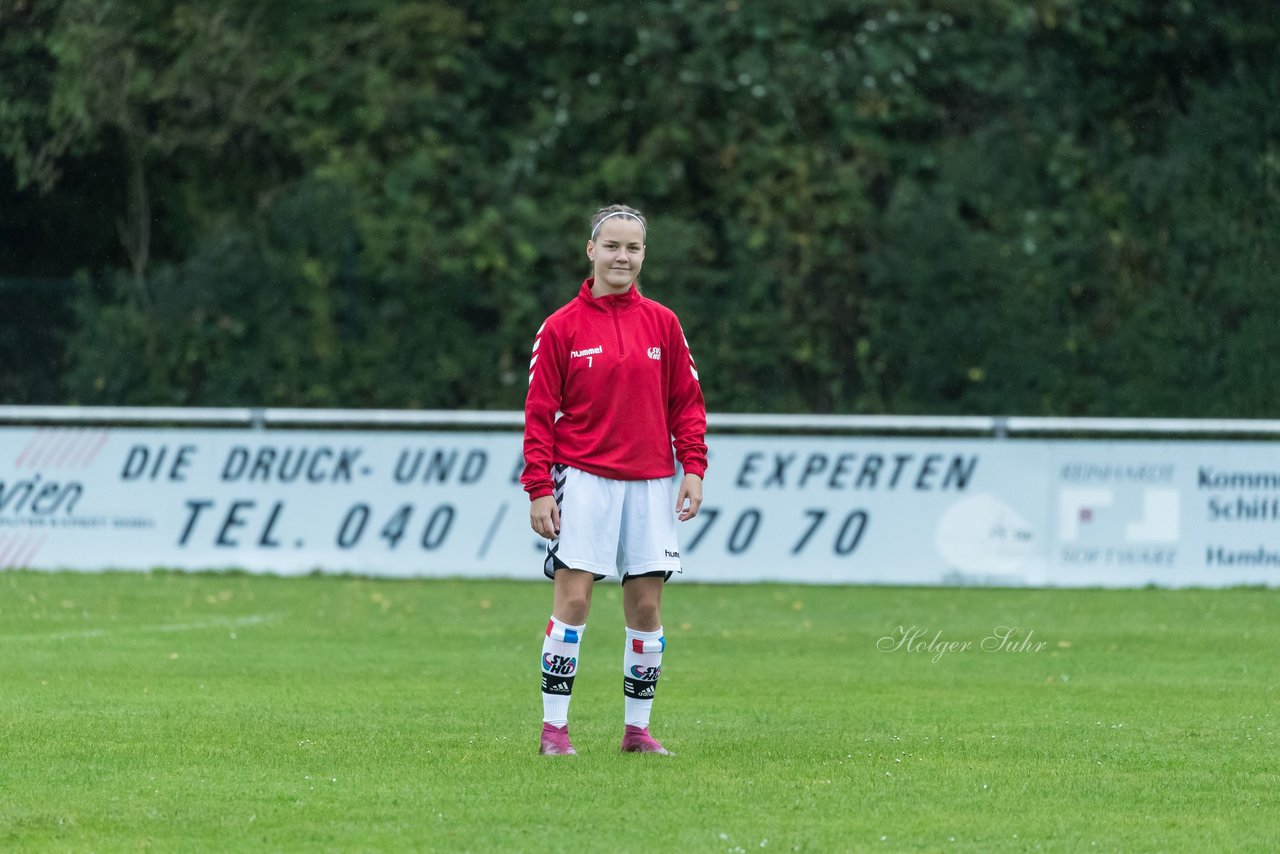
587;218;645;294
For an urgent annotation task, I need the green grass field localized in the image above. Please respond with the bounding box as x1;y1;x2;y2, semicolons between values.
2;570;1277;853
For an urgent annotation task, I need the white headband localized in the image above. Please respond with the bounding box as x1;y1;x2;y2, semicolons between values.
590;211;646;241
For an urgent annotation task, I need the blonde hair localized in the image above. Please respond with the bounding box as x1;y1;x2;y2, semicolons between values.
589;204;647;241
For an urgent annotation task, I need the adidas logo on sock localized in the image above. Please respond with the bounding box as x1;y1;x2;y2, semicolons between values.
637;685;654;698
546;682;571;694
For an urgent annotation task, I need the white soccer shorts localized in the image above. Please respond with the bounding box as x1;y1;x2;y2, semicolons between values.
543;464;682;582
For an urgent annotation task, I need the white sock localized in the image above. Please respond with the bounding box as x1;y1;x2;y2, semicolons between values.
623;626;664;729
541;616;585;726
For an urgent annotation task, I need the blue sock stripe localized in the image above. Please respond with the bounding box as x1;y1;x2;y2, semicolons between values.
547;617;584;643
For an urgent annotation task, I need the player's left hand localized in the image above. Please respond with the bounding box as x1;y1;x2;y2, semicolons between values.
676;473;703;521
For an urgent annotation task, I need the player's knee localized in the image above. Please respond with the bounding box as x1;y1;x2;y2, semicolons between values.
556;594;591;625
625;599;661;630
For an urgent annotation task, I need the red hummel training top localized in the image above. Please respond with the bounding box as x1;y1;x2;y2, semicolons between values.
521;279;708;500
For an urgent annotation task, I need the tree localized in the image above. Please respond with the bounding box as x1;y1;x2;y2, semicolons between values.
3;0;1278;416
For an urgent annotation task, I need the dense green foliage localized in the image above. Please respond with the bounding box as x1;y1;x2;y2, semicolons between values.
3;571;1279;850
2;1;1277;415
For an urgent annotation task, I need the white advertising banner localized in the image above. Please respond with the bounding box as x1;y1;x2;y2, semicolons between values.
3;426;1279;587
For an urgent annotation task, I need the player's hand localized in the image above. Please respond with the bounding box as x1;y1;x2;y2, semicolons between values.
530;495;560;539
676;473;703;521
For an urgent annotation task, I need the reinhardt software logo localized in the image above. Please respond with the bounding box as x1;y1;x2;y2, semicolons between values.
877;625;1050;663
1057;461;1180;570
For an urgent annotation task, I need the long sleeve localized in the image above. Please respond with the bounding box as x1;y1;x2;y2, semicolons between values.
521;320;564;499
666;319;708;480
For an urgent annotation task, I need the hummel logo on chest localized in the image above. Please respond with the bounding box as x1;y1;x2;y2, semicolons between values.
571;346;603;358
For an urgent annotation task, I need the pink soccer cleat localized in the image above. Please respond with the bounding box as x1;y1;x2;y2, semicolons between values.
539;723;576;756
620;725;674;755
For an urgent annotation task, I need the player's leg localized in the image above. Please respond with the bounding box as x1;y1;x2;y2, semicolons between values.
538;466;622;755
617;477;681;755
619;575;672;753
539;568;594;755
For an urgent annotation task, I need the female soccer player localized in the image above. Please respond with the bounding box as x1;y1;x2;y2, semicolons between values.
522;204;708;756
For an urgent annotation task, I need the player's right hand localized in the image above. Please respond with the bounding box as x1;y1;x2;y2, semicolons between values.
530;495;560;540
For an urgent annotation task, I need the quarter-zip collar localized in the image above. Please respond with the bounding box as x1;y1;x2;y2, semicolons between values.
578;278;640;311
578;278;636;355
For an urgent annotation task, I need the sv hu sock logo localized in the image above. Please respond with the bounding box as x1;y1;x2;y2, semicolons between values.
543;654;577;676
628;665;662;681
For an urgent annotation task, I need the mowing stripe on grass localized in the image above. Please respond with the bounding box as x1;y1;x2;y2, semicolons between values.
0;612;283;643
